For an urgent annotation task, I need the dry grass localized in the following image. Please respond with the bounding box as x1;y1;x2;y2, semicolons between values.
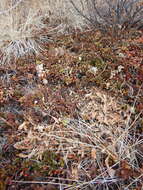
0;0;46;63
0;0;88;64
13;87;143;189
1;0;142;64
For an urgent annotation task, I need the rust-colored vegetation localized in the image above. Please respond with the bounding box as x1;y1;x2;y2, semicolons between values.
0;0;143;189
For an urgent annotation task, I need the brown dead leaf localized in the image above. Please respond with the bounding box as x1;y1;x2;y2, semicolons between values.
14;140;33;150
17;153;28;158
91;148;96;159
71;167;79;180
117;160;133;180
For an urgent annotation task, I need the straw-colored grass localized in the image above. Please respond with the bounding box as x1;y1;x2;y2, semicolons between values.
14;87;143;189
0;0;87;64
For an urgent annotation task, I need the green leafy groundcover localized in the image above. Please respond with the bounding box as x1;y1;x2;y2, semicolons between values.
0;29;143;190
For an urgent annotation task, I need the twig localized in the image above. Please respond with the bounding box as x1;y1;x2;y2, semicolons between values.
11;180;72;187
0;116;14;128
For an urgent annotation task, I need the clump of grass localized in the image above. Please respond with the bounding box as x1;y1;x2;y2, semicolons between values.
0;0;48;64
0;0;87;65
